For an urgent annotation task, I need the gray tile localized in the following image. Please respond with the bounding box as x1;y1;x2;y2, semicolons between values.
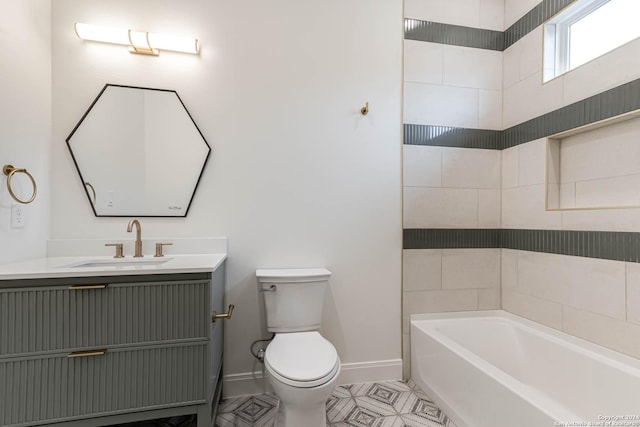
332;385;353;399
218;396;252;414
327;397;358;423
404;19;504;51
354;396;397;417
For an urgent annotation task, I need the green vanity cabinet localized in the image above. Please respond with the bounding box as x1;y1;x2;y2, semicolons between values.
0;263;226;427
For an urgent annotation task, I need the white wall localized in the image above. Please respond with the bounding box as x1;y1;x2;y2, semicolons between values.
0;0;51;264
50;0;403;394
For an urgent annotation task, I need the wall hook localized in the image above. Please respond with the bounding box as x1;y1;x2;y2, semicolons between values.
360;102;369;115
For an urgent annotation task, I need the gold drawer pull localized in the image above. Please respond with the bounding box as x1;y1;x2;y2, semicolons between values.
68;284;108;290
67;349;107;358
212;304;235;323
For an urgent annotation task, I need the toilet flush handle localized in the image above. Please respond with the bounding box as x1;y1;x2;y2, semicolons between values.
259;284;277;292
212;304;235;323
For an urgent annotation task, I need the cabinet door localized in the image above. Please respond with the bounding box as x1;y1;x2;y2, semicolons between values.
0;279;210;356
0;342;208;426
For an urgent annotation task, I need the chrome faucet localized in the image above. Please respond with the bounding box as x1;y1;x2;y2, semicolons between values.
127;219;143;257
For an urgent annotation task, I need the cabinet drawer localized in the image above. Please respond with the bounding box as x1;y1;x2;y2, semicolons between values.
0;280;210;356
0;342;208;426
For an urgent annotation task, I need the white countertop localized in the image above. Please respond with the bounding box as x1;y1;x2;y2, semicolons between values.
0;253;227;281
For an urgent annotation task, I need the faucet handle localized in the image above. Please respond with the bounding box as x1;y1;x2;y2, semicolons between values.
154;242;173;258
105;243;124;259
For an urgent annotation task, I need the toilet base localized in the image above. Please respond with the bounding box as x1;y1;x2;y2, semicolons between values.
274;400;328;427
267;366;339;427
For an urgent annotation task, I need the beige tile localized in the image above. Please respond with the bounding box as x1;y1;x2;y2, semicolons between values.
442;148;501;189
403;145;442;187
478;189;501;228
559;182;576;209
404;0;481;28
502;184;562;229
443;45;502;91
518;138;547;186
403;289;478;330
479;0;504;31
518;27;543;81
502;288;563;330
442;249;500;290
561;207;640;232
547;138;560;185
560;117;640;183
479;287;501;309
504;0;541;29
501;146;519;189
626;263;640;325
479;90;502;130
404;40;443;85
563;306;640;360
404;82;479;128
403;249;442;292
502;43;520;90
503;72;563;128
517;251;626;320
574;174;640;208
403;187;478;228
563;37;640;106
501;249;518;289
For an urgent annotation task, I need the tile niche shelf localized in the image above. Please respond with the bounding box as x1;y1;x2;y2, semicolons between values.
546;110;640;211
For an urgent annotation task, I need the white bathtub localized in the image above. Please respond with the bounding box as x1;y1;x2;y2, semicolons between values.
411;310;640;427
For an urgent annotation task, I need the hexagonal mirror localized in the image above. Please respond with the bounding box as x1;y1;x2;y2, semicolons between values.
66;84;210;217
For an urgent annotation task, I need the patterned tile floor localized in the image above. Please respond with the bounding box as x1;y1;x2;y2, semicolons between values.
215;380;458;427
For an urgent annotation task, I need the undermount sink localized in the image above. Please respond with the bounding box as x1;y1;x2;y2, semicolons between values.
63;258;173;268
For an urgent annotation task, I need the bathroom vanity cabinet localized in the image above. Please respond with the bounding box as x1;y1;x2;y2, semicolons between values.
0;261;226;427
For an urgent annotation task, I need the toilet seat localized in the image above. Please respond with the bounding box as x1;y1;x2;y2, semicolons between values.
265;331;340;388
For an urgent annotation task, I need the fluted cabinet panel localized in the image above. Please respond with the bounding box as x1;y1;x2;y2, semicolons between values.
0;343;207;426
0;280;209;356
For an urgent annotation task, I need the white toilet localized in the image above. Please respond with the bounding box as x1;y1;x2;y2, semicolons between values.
256;268;340;427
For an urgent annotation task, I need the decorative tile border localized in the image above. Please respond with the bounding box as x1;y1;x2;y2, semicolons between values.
404;125;501;150
404;78;640;150
405;0;576;51
403;229;501;249
502;78;640;148
504;0;575;49
501;229;640;262
404;19;504;51
404;228;640;263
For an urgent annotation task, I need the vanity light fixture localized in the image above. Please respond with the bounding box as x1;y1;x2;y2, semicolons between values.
74;23;199;56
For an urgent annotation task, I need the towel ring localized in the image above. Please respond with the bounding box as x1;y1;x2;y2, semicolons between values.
84;181;96;205
3;164;37;204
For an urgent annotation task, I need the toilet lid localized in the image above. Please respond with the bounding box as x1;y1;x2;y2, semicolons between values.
265;332;339;383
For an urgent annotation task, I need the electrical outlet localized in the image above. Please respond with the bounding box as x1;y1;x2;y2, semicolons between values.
11;204;26;229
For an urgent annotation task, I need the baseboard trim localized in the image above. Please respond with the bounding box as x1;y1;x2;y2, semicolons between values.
338;359;403;385
222;370;268;399
223;359;403;398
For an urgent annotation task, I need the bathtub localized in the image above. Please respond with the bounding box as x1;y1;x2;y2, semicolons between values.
411;311;640;427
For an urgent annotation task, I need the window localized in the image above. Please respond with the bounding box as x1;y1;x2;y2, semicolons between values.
543;0;640;82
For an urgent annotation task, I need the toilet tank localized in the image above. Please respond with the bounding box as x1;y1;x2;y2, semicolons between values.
256;268;331;333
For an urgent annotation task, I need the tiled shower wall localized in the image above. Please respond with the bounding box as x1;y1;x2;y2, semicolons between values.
403;0;640;378
501;5;640;360
402;0;504;378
